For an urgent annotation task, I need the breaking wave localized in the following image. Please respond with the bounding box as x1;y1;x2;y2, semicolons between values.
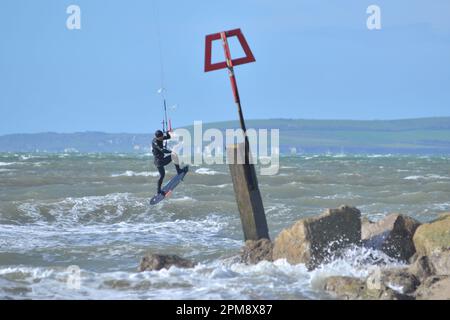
1;153;449;299
0;245;405;300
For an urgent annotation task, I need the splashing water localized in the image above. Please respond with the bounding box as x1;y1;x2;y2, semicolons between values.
0;153;448;299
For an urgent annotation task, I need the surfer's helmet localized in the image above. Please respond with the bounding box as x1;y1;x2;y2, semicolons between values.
155;130;164;138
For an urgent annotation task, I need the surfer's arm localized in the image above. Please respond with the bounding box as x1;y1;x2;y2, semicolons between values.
152;141;165;153
163;132;171;140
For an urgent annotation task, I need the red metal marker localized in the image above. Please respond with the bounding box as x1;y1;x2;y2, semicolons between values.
204;28;256;167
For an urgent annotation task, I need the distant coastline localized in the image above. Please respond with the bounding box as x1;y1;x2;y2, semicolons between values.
1;117;450;154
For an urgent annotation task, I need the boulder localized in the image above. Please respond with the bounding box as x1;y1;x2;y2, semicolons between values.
362;213;421;261
408;255;434;280
366;268;419;294
413;213;450;276
323;276;413;300
240;239;273;264
139;253;195;272
428;251;450;276
415;276;450;300
323;276;367;300
273;205;361;270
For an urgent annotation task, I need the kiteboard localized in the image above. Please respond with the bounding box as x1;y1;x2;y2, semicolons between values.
150;166;189;205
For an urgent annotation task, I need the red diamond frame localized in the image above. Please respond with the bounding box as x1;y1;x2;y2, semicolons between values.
204;28;256;72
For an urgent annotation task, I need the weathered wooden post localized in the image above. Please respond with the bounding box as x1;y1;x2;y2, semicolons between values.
204;28;269;241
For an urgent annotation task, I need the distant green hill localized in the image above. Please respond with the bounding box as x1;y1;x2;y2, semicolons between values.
184;117;450;154
1;117;450;154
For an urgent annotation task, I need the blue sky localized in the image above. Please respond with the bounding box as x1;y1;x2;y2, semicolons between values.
0;0;449;134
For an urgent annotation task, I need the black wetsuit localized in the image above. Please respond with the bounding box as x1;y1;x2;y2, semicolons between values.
151;133;181;193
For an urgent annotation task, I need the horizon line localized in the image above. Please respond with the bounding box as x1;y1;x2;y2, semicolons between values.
2;115;450;136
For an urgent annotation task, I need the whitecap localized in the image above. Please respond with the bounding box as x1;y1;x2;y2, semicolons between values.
167;196;196;202
313;192;361;200
366;154;394;158
111;171;159;177
0;162;18;166
338;173;362;177
19;155;35;160
403;175;422;180
213;184;230;188
194;168;224;175
432;202;450;211
33;162;50;167
0;266;55;279
404;174;450;181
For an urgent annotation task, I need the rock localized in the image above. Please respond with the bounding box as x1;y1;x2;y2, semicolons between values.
413;214;450;276
408;253;418;264
362;213;421;261
273;205;361;270
415;276;450;300
366;269;383;291
408;255;435;280
323;276;367;300
323;276;413;300
139;253;195;272
377;288;414;300
366;268;419;294
240;239;273;264
428;251;450;276
385;270;419;294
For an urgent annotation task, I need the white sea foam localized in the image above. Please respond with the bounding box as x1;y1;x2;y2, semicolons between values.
265;203;293;218
404;174;450;181
111;171;159;177
19;155;39;160
338;173;362;177
33;162;50;167
0;266;55;278
191;183;231;189
366;154;394;158
309;246;404;290
0;218;235;259
331;154;347;158
403;176;422;180
0;162;18;166
271;173;289;177
1;153;447;300
194;168;224;175
14;193;146;227
432;202;450;211
213;184;230;188
313;193;361;200
0;245;405;300
387;282;405;294
168;196;196;202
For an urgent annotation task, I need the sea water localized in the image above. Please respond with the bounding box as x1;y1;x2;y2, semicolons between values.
0;153;449;299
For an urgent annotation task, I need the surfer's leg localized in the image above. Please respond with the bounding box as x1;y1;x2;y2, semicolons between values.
157;166;165;194
171;152;183;174
161;155;172;166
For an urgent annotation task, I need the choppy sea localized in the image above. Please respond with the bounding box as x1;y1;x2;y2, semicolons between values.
0;153;449;299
